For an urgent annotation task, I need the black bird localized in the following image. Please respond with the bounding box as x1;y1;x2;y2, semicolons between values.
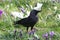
14;3;43;32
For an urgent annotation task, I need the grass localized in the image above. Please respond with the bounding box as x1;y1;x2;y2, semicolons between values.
0;0;60;40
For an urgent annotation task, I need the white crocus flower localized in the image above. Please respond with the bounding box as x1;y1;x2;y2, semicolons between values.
7;5;10;8
57;14;60;19
11;11;24;19
11;11;30;19
54;6;57;10
34;3;43;11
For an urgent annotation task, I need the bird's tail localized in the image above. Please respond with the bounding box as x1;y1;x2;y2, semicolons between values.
13;21;21;28
13;20;21;25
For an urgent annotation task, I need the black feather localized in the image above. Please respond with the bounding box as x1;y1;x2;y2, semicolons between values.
14;10;40;32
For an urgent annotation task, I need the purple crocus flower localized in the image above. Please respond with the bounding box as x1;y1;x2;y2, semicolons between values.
43;33;49;40
20;8;25;13
0;10;3;16
28;31;33;36
28;28;36;37
32;28;37;32
49;31;55;37
49;31;55;40
43;33;48;38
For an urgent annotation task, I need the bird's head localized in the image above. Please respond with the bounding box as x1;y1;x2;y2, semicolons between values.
34;3;43;12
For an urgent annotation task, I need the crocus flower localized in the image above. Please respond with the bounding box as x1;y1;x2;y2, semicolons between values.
54;6;57;10
32;28;37;33
28;30;33;36
57;14;60;19
11;11;24;19
20;8;26;13
43;33;49;40
49;31;55;40
28;28;36;37
49;31;55;37
0;9;3;16
34;3;43;11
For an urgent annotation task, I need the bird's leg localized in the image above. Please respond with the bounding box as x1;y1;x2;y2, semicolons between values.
31;26;33;31
27;27;29;32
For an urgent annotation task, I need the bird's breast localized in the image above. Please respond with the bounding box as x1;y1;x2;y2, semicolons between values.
29;16;38;23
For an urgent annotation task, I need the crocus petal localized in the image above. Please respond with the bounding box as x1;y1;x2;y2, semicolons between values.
49;31;55;37
43;33;48;38
0;10;3;16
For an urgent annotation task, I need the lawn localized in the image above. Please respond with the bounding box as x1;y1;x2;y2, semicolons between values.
0;0;60;40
